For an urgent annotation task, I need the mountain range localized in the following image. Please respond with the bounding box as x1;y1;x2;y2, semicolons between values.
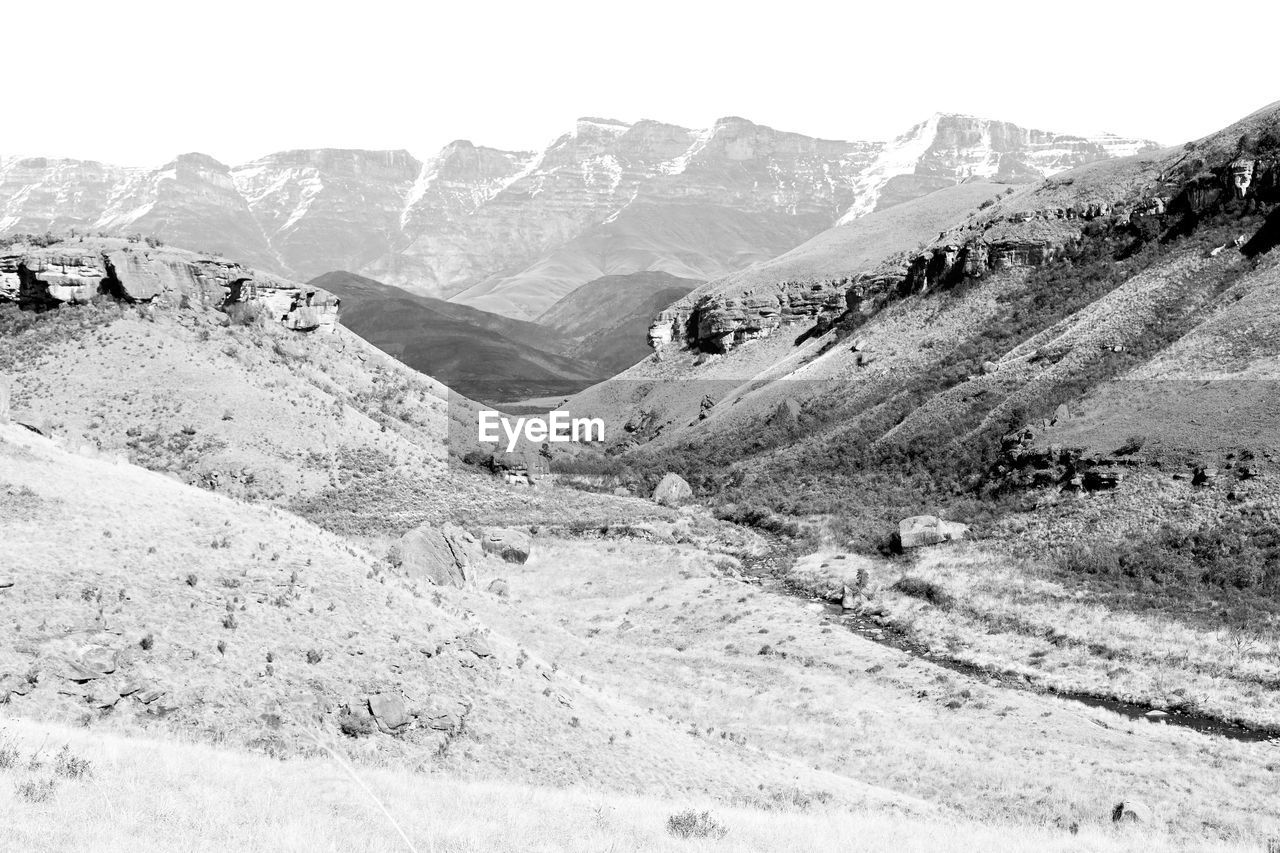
1;114;1157;320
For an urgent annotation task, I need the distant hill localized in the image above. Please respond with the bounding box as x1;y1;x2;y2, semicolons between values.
537;270;699;375
310;271;603;402
313;270;695;400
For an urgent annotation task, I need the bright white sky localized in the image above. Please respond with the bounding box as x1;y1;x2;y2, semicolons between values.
8;0;1279;167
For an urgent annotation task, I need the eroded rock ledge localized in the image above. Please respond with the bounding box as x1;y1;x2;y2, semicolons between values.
0;239;340;331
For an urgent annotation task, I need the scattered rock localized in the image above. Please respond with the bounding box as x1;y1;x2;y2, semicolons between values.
1111;800;1151;824
652;472;692;507
1145;709;1168;720
981;360;999;374
898;516;968;549
481;528;532;564
63;646;119;681
426;713;458;731
1192;466;1218;486
487;578;510;597
397;522;482;586
1082;469;1123;491
1053;403;1070;424
368;693;409;732
0;674;33;701
464;634;494;659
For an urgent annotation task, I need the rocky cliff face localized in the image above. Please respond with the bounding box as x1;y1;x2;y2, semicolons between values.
0;113;1157;319
838;113;1157;221
0;238;339;332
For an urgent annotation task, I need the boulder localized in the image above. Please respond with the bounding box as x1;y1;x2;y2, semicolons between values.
368;693;408;732
481;527;532;564
63;645;119;681
397;522;482;587
898;516;968;549
1111;800;1151;824
487;578;510;597
652;472;693;507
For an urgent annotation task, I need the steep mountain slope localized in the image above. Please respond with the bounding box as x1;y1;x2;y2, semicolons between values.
1;114;1156;320
569;101;1280;542
231;149;422;277
311;270;603;402
538;270;699;375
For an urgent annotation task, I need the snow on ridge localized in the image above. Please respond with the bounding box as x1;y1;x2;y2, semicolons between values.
836;115;942;224
659;126;717;176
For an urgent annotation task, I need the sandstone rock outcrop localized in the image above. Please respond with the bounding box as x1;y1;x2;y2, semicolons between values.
396;522;483;587
649;278;851;352
0;238;339;332
0;239;340;333
652;472;693;506
898;516;968;549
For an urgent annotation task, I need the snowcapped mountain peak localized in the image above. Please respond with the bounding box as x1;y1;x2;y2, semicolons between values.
0;111;1155;318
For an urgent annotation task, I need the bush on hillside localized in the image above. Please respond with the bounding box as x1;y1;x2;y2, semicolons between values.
665;809;728;839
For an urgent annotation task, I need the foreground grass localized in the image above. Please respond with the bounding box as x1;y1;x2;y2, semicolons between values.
0;717;1232;853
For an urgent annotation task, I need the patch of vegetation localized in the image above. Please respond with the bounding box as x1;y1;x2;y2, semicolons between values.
665;809;728;840
1055;515;1280;622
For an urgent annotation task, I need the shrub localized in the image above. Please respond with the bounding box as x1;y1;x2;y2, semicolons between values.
0;741;19;770
894;576;955;609
666;809;728;840
15;778;56;802
52;745;91;779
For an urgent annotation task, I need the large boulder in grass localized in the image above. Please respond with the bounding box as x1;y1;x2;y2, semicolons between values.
481;528;532;564
368;693;409;733
786;552;877;605
1111;799;1151;824
898;516;968;549
652;472;693;507
396;522;482;587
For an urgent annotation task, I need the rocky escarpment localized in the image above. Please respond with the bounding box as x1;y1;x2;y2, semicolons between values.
648;279;851;352
0;238;340;331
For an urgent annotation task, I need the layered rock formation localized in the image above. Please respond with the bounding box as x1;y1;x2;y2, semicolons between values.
0;238;339;331
648;279;850;352
1;113;1156;319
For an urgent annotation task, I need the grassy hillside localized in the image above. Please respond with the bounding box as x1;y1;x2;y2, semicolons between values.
311;270;603;402
538;270;699;374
